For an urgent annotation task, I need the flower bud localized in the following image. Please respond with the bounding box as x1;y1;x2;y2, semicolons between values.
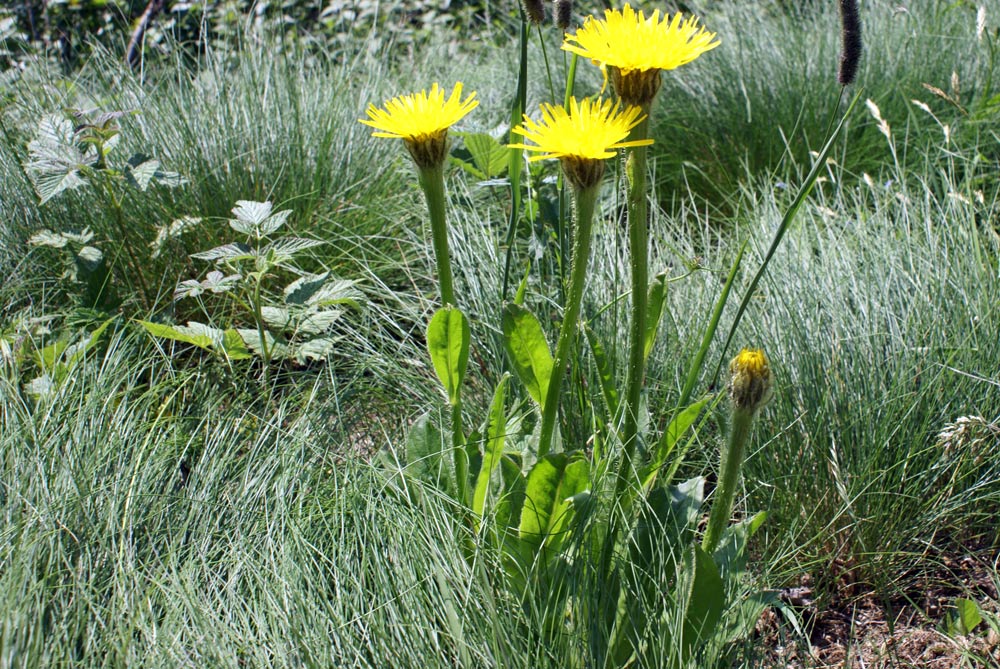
728;348;773;413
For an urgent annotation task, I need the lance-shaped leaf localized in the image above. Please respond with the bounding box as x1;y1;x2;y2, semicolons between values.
644;270;669;362
678;546;725;662
473;375;510;517
502;303;552;410
426;307;470;406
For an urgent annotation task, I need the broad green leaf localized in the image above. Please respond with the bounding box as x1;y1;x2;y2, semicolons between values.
404;413;452;495
473;375;509;517
501;303;552;410
712;511;767;581
630;476;704;580
518;453;589;556
679;546;725;660
954;598;983;635
426;307;470;406
544;455;590;553
643;271;668;362
35;339;69;371
306;279;362;308
221;329;252;360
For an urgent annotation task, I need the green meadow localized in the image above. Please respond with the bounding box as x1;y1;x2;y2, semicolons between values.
1;1;998;666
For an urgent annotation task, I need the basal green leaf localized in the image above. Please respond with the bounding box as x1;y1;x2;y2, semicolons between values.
405;413;452;495
679;545;725;661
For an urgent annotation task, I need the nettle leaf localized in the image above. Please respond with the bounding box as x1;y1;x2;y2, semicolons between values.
230;200;273;233
151;216;202;258
294;336;338;363
229;201;291;236
174;279;204;300
76;246;103;272
283;272;329;305
261;237;324;262
25;114;88;204
237;328;289;359
284;274;361;308
200;270;242;294
261;306;292;330
126;156;160;191
190;242;254;263
29;229;69;248
297;308;342;335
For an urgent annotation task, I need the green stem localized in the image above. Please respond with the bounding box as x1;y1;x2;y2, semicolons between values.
537;183;600;459
417;164;456;307
452;399;467;506
702;407;755;553
251;272;271;388
621;112;650;470
103;181;153;310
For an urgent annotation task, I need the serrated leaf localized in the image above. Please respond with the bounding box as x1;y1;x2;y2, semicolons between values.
236;328;288;359
261;306;292;330
294;336;337;363
126;157;159;191
502;303;552;410
174;279;204;300
29;229;68;248
76;246;103;272
261;237;323;261
296;308;342;335
137;320;214;350
25;114;87;204
151;216;202;258
221;329;252;360
284;272;330;305
190;242;253;262
230;200;273;232
463;132;510;179
200;270;242;293
306;279;362;308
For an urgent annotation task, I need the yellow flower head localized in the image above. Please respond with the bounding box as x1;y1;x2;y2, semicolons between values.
510;97;653;188
360;83;478;168
728;348;773;413
510;97;652;162
563;4;720;75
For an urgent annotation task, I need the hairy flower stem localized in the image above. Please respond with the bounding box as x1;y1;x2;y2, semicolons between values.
538;182;600;458
418;164;457;308
621;112;650;472
417;163;466;502
702;407;755;553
